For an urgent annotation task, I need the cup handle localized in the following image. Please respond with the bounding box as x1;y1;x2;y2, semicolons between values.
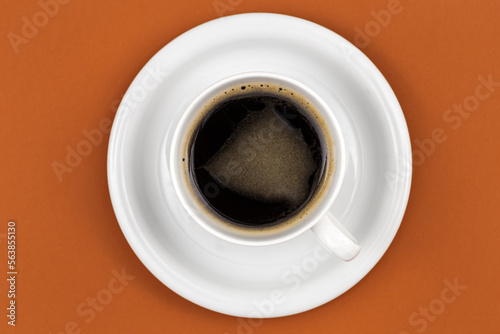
311;212;361;261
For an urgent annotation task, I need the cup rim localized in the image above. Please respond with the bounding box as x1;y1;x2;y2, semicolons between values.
169;71;347;246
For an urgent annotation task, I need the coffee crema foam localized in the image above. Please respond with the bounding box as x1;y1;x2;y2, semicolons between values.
203;98;316;207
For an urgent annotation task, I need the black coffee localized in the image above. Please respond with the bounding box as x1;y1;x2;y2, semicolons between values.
188;85;325;228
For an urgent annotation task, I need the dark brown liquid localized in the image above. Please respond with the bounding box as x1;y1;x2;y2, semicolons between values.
189;88;324;228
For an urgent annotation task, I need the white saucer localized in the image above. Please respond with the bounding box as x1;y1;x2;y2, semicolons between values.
108;13;412;318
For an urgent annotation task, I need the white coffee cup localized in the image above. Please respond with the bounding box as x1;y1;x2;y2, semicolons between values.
170;72;360;261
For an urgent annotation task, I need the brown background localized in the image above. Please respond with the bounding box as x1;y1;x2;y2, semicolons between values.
1;0;499;333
